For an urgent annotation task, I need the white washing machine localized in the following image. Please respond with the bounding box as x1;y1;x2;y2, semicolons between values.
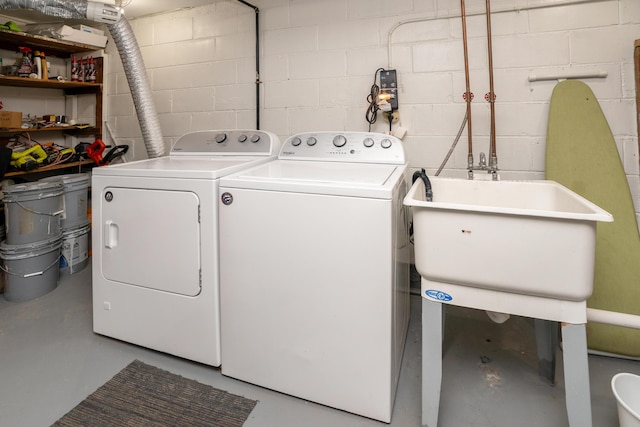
92;129;280;367
218;131;410;422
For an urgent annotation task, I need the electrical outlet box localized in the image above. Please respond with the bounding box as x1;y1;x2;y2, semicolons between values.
379;69;398;111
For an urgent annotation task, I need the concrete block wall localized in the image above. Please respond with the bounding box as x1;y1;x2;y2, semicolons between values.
105;2;258;159
0;1;634;212
103;0;636;217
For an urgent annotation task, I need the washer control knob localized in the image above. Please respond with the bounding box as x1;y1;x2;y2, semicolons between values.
307;136;317;146
238;134;248;143
291;136;302;147
215;133;228;143
363;137;374;148
333;135;347;147
381;138;392;149
251;134;261;143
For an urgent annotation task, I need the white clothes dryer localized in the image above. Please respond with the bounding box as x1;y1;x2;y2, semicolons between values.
218;131;410;422
92;130;280;367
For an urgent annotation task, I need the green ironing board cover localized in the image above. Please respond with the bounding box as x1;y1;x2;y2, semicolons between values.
546;79;640;357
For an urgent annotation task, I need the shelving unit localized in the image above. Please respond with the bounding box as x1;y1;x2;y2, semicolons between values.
0;28;104;179
3;159;94;178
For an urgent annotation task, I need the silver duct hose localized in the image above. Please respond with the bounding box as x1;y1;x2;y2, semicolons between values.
107;17;164;158
0;0;166;158
0;0;87;17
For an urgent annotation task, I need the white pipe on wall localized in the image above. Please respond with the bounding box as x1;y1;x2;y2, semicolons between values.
587;308;640;330
528;70;608;82
386;0;617;68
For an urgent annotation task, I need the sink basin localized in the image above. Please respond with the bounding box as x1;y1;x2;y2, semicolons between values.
404;177;612;302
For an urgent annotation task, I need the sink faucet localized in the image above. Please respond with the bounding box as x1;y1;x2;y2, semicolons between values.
479;152;487;169
468;152;499;180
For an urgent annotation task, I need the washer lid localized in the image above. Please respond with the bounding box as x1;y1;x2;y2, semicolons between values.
219;160;407;198
91;156;276;179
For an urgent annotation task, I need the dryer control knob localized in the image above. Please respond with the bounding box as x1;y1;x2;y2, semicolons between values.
238;134;248;142
333;135;347;147
251;134;261;143
216;133;228;143
363;137;374;148
291;136;302;146
381;138;392;149
307;136;317;146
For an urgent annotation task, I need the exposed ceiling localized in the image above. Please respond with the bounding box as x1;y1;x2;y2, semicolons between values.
0;0;221;23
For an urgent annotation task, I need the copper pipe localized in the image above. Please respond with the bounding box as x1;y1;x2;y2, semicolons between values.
460;0;473;167
485;0;497;164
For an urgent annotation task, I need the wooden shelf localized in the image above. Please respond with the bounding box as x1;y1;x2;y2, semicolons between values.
0;28;102;56
0;75;101;91
0;28;103;181
4;159;95;177
0;126;100;135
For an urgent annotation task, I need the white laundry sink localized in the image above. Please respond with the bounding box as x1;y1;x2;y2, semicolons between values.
404;177;612;302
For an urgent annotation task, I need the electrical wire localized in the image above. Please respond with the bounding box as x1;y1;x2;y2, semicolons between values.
365;67;385;132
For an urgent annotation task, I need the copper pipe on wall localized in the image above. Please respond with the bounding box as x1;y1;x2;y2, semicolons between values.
485;0;498;169
460;0;474;172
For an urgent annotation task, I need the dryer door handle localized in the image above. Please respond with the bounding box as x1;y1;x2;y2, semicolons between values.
104;220;119;249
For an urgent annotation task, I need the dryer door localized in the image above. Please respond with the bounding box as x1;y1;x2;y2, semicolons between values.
100;187;201;296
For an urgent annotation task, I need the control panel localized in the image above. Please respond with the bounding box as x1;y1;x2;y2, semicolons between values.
279;132;405;164
171;129;280;156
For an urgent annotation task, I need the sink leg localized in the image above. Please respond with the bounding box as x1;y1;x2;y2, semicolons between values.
561;322;592;427
534;319;558;384
422;298;443;427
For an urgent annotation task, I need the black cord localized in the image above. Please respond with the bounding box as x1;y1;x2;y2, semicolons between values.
365;68;385;132
409;168;433;243
412;168;433;202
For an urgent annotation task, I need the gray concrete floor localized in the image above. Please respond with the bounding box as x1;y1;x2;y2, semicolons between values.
0;262;638;427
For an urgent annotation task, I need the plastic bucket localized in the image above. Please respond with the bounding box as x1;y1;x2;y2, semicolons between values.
0;225;5;293
40;173;90;230
612;373;640;427
0;235;62;302
60;224;91;275
3;181;64;245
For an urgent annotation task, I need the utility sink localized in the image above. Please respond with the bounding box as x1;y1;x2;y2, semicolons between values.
404;177;612;303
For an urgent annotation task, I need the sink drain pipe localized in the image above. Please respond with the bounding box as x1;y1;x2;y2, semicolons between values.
0;0;166;158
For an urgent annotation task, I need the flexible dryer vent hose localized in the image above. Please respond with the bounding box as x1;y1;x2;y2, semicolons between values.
107;17;164;158
0;0;166;158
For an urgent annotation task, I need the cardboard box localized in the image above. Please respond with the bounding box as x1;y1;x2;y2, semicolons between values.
24;23;107;48
0;111;22;129
72;24;105;37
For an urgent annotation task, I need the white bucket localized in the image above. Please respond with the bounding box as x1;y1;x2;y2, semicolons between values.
40;173;91;230
0;235;62;302
612;373;640;427
59;224;90;275
3;181;64;245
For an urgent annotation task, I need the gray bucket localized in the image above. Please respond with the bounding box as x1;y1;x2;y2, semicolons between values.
3;181;64;245
0;235;62;302
0;225;5;294
60;224;91;275
40;173;91;230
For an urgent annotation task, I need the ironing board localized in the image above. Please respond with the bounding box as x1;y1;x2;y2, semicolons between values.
546;79;640;357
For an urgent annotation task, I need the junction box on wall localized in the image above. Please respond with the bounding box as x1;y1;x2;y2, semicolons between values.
379;69;398;111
